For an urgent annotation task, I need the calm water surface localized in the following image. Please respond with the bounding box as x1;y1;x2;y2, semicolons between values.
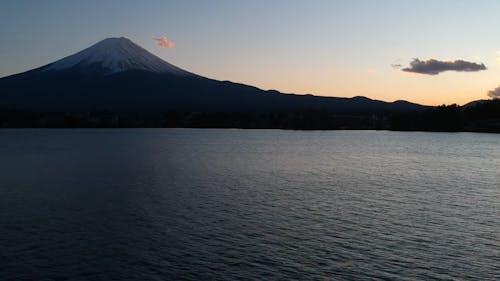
0;129;499;280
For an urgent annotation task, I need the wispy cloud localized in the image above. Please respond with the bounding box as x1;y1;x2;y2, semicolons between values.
390;58;403;70
488;86;500;99
153;36;175;49
401;58;487;75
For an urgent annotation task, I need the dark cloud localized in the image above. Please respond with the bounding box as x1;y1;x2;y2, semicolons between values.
488;86;500;99
402;58;487;75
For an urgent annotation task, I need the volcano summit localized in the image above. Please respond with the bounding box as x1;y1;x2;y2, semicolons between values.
43;37;193;76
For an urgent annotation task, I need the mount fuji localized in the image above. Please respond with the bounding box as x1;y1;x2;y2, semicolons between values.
0;37;425;113
42;37;194;76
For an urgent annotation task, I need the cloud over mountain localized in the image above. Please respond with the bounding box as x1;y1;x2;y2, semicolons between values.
488;86;500;99
402;58;486;75
153;36;175;48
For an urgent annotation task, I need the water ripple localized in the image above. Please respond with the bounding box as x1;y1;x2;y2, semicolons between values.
0;129;499;280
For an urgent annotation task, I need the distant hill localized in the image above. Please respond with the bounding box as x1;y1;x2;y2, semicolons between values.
0;37;426;114
462;99;490;108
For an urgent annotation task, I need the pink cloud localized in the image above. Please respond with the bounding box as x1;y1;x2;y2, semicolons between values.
153;36;175;49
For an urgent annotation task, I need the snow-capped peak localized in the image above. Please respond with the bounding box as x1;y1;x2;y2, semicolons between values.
43;37;194;76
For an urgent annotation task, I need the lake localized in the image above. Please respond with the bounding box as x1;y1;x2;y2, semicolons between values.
0;129;499;280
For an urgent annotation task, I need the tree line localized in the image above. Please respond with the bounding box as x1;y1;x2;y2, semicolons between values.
1;99;499;132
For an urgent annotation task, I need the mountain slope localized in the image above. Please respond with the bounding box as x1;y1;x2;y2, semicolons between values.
42;37;194;76
0;37;427;113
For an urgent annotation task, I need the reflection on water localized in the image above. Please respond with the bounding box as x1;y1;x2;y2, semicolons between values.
1;129;499;280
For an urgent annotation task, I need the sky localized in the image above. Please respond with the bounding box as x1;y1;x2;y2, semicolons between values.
1;0;500;105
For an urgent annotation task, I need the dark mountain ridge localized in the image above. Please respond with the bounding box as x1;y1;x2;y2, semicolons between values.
0;37;426;114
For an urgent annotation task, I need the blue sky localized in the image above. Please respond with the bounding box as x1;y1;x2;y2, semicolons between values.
1;0;500;105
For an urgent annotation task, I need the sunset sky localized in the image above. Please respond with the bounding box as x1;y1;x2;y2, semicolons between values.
1;0;500;105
